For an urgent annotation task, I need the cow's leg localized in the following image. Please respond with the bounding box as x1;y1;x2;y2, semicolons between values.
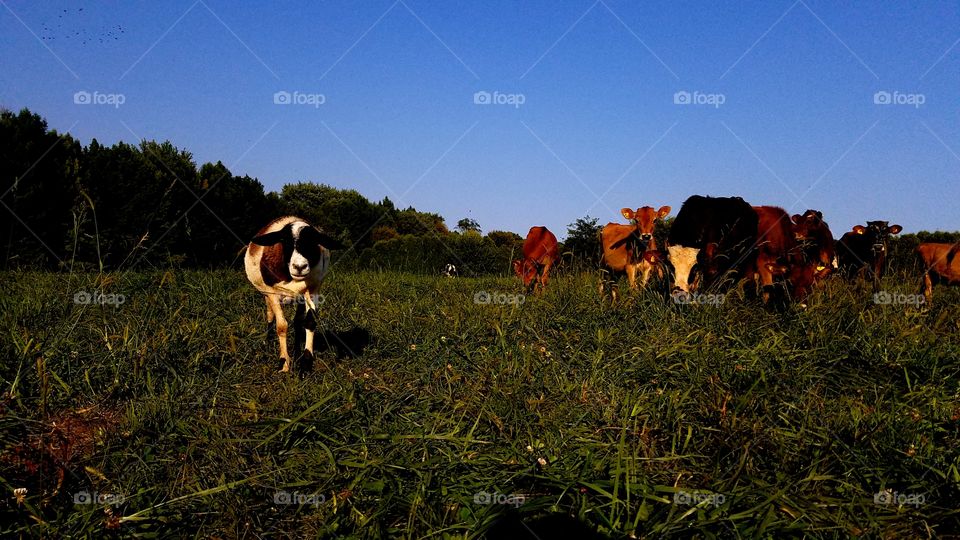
265;294;291;372
638;261;652;289
626;264;638;290
922;271;933;303
758;260;774;304
539;261;553;293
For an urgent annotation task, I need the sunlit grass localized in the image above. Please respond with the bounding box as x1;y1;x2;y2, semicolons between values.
1;269;959;538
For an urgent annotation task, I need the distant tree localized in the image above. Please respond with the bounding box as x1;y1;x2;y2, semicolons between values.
486;230;522;248
564;216;602;269
372;225;399;243
457;218;481;234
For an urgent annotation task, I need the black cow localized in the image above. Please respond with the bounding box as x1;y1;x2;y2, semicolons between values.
836;220;902;288
666;195;758;295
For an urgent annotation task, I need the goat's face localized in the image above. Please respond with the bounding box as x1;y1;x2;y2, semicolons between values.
251;221;343;281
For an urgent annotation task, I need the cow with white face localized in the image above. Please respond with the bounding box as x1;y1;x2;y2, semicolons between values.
666;195;758;298
245;216;345;372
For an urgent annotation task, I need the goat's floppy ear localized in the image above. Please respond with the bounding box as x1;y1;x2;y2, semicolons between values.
313;228;346;250
251;230;286;246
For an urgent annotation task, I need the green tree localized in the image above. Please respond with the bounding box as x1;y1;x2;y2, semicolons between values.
456;217;481;234
564;216;602;269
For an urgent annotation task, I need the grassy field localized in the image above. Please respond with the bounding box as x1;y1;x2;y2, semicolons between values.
1;268;959;538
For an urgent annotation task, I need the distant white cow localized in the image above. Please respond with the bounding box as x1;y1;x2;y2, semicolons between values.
443;263;458;277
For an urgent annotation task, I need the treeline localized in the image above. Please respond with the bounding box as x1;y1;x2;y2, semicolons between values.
2;107;956;276
0;108;532;275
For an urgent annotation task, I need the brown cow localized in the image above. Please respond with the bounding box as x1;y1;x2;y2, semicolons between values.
916;242;960;302
748;206;797;303
599;206;670;300
513;226;559;294
791;209;835;281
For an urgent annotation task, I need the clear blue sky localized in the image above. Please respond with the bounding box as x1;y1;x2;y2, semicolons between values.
2;0;958;239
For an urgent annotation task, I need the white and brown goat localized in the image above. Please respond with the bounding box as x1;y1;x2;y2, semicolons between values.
244;216;344;372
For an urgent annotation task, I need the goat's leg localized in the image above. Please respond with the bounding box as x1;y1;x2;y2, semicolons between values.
265;295;292;372
264;296;276;346
293;300;306;355
298;292;320;373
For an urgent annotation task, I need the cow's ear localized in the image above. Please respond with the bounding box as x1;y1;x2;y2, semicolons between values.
657;205;671;219
791;214;802;224
853;225;866;235
621;208;635;220
888;224;902;235
251;230;286;246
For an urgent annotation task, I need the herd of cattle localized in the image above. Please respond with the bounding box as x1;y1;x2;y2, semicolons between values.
240;200;958;370
513;195;960;304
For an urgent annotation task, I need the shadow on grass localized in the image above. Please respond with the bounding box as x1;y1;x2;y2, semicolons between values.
485;513;612;539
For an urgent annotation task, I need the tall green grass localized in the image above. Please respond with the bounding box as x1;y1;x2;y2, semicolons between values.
1;269;958;538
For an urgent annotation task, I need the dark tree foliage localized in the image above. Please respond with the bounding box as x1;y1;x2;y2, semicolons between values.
0;108;81;268
456;217;481;233
564;216;603;270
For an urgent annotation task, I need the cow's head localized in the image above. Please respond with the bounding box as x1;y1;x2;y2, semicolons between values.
791;209;834;279
667;245;700;294
771;259;816;301
251;221;344;281
853;220;902;256
621;206;671;245
791;210;825;243
513;259;539;288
